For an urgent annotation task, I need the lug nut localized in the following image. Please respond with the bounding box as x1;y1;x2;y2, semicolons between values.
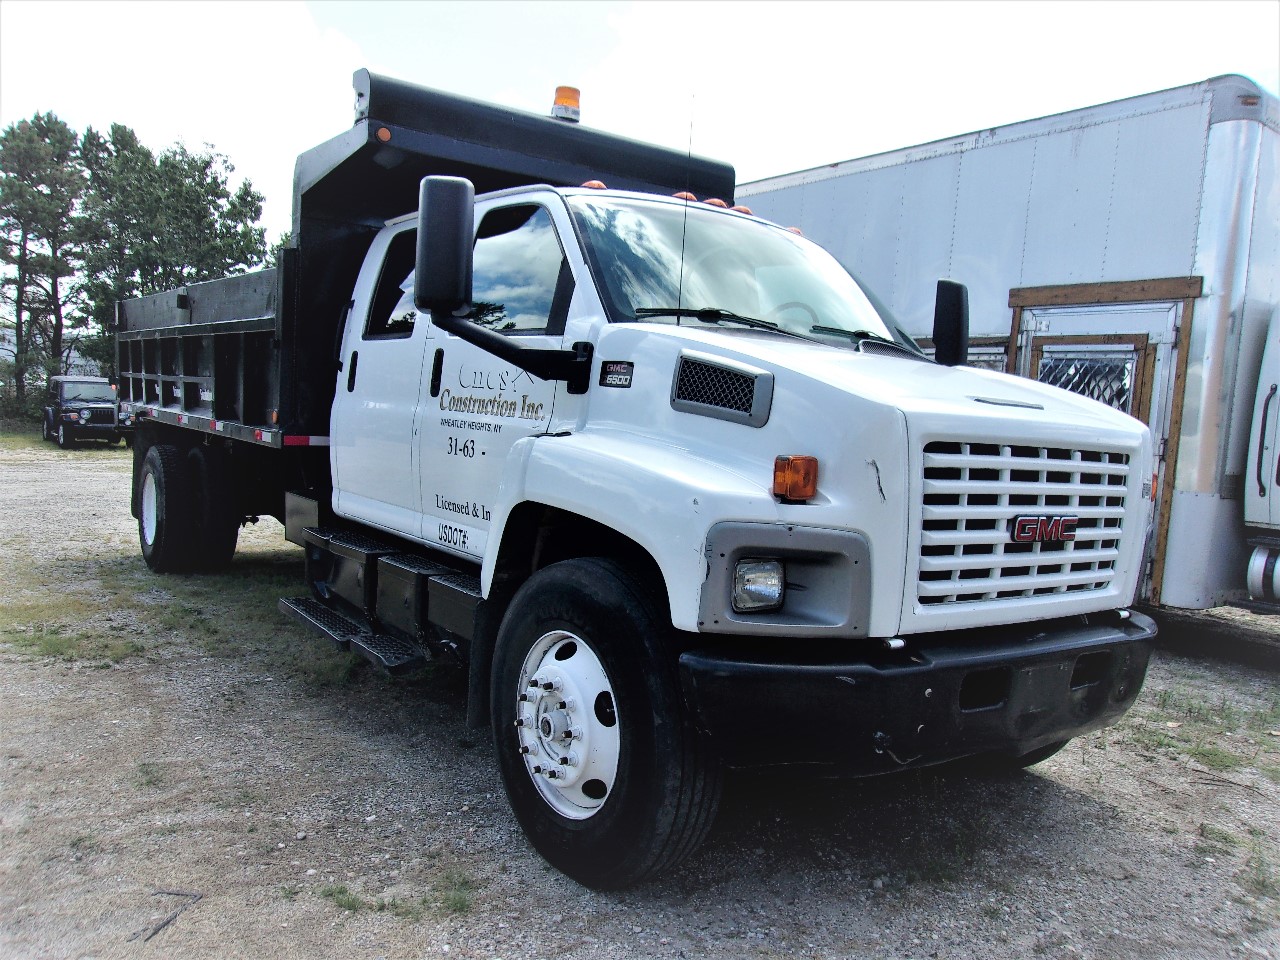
557;701;567;710
518;693;531;702
531;765;542;774
519;746;531;755
547;770;559;780
541;681;555;691
514;719;526;728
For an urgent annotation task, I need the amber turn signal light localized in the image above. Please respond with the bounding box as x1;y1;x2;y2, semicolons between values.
773;456;818;501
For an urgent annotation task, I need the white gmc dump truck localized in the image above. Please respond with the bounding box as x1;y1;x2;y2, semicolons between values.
117;70;1157;889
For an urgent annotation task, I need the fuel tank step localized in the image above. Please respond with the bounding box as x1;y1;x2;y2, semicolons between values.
279;596;427;674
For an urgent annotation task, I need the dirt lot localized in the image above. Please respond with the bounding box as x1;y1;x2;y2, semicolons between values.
1;429;1278;960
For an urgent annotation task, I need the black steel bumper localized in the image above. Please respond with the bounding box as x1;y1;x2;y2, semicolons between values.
679;609;1155;774
65;422;122;439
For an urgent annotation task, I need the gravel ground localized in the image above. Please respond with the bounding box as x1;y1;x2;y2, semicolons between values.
1;434;1279;960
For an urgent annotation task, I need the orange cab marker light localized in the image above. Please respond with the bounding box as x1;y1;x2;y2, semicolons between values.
786;226;804;236
731;205;754;215
673;191;698;201
703;197;728;208
551;86;581;122
581;180;607;189
773;456;819;501
376;127;392;143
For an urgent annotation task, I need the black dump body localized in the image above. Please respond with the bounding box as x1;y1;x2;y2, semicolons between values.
117;69;736;440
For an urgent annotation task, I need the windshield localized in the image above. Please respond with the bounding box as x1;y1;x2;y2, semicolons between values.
567;195;915;350
61;382;115;402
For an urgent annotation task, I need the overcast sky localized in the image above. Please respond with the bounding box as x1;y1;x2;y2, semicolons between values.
2;0;1277;241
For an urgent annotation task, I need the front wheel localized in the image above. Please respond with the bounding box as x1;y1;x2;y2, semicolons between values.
491;558;721;889
56;424;72;449
41;418;50;442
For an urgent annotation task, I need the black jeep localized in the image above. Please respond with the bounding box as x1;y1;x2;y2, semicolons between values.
42;376;133;448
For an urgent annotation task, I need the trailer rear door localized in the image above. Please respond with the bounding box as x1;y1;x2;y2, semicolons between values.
1007;278;1203;603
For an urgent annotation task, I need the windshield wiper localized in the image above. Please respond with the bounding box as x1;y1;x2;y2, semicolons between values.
635;306;784;333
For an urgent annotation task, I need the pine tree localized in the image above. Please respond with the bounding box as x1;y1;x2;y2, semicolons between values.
0;112;85;410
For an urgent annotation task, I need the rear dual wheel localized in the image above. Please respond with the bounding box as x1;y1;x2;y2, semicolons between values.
138;444;240;573
492;558;721;889
139;445;196;573
187;446;240;571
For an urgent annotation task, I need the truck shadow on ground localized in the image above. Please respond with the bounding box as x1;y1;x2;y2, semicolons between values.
663;760;1137;898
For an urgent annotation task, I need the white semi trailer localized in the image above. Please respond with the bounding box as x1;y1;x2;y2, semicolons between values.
741;75;1280;611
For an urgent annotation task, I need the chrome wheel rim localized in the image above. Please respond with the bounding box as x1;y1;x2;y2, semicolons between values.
514;630;620;820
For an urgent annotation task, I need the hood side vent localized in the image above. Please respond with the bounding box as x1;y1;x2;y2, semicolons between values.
671;350;773;427
858;339;927;361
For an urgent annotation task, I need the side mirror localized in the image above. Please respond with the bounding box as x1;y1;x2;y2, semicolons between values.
932;279;969;367
414;176;475;314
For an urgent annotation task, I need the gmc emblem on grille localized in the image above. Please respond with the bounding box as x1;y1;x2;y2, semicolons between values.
1010;515;1078;543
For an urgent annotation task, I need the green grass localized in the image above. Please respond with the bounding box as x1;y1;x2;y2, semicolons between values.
317;884;432;920
319;884;366;912
135;762;164;788
1129;682;1280;776
68;833;99;856
435;866;478;914
0;419;41;449
1239;851;1279;899
1194;823;1240;858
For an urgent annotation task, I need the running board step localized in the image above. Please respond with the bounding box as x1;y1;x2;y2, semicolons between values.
279;596;427;675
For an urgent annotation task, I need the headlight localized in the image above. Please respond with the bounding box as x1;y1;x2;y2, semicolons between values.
78;409;90;421
732;559;785;613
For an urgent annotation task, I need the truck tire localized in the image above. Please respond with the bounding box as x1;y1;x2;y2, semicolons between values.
188;446;239;571
491;558;721;889
41;418;50;442
138;444;197;573
56;424;73;449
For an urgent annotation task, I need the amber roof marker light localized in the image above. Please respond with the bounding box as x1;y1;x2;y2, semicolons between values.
551;86;581;123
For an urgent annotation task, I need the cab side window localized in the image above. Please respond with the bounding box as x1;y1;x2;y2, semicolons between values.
471;205;573;335
365;228;418;339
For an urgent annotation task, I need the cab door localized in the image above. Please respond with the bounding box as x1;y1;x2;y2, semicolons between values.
416;198;574;560
330;224;429;538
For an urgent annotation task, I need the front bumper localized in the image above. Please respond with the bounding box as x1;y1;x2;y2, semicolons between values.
65;421;122;438
679;609;1155;774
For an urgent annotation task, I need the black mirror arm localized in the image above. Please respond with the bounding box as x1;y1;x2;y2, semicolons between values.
431;311;593;394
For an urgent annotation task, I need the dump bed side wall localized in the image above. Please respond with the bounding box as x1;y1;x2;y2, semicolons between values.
117;262;286;430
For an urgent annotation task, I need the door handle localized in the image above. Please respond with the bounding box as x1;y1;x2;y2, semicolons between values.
1257;383;1276;497
430;349;444;398
347;351;359;393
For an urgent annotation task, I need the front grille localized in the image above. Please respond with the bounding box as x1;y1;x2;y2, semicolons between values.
80;408;113;425
918;440;1130;605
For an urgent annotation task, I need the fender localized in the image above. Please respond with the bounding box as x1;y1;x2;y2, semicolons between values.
483;431;782;631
